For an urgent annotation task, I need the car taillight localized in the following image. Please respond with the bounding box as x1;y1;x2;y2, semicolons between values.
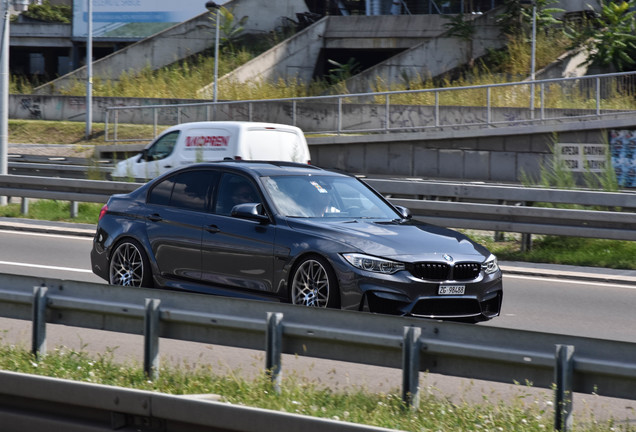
234;156;243;160
98;204;108;221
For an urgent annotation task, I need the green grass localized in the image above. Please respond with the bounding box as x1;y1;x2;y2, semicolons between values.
0;342;629;431
468;232;636;270
0;200;102;224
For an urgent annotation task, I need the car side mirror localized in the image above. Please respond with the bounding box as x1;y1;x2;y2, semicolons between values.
231;203;269;223
394;205;412;220
139;149;148;162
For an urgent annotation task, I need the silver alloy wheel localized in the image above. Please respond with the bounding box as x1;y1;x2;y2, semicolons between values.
109;241;146;287
291;259;330;307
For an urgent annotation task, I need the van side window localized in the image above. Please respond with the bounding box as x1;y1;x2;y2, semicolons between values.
214;173;260;215
148;169;218;212
144;131;180;161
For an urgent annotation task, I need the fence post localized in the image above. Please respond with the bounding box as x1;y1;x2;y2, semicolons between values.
144;298;161;379
21;197;28;215
31;285;48;359
554;344;574;432
265;312;284;393
402;325;421;409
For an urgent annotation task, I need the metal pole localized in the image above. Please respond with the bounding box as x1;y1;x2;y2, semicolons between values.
214;8;220;104
85;0;92;138
0;0;10;206
530;3;536;118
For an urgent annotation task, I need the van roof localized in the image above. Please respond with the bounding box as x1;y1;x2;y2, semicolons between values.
164;121;304;133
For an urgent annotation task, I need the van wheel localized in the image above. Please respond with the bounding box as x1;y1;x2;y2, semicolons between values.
290;256;340;308
109;239;153;288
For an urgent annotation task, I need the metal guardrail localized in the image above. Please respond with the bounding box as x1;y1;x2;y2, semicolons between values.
104;71;636;143
2;273;636;431
1;174;636;242
0;371;392;432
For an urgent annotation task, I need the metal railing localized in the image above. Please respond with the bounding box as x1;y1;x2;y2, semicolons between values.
1;174;636;242
104;71;636;143
2;273;636;431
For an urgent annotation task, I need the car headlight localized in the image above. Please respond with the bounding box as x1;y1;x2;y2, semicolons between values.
342;253;405;274
482;254;499;274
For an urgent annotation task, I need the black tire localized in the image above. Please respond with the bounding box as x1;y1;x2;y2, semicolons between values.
290;255;340;308
109;239;153;288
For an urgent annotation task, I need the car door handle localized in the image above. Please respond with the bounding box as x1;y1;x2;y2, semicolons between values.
163;165;172;169
205;224;220;234
148;213;163;222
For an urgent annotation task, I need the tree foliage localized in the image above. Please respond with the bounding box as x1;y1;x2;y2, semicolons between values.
22;0;72;24
208;7;249;52
567;0;636;72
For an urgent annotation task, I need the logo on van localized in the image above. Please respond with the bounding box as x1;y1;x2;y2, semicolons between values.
185;136;230;147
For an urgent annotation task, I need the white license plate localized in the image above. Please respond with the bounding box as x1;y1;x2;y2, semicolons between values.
438;285;465;295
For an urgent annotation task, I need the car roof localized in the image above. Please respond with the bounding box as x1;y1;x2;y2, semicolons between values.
185;161;351;178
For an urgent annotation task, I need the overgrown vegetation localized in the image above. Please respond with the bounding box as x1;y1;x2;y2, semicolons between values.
12;0;636;101
18;0;72;23
0;342;631;432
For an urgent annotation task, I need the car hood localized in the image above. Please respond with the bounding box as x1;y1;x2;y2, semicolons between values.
286;218;491;262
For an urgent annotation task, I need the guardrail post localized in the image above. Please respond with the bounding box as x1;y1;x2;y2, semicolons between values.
31;285;48;359
521;233;533;252
402;325;421;409
265;312;284;393
20;197;28;215
554;344;574;432
70;201;78;218
144;298;161;379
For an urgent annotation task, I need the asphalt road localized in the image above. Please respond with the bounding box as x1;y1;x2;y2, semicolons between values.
0;225;635;424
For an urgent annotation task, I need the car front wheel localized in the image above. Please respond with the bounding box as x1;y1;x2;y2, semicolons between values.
109;239;153;287
290;256;340;308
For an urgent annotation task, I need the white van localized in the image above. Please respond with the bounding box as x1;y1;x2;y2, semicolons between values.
111;121;311;180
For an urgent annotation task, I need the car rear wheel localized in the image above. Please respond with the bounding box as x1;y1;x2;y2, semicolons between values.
109;239;153;287
290;256;340;308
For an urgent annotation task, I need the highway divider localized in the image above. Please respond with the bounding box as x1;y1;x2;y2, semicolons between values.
2;174;636;244
1;273;636;430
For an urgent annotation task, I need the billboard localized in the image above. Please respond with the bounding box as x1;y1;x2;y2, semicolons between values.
72;0;229;40
609;130;636;187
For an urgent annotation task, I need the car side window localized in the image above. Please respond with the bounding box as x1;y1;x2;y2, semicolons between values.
144;130;180;161
214;173;260;216
148;169;218;212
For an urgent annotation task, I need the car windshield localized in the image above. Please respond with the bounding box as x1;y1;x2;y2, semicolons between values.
262;175;400;219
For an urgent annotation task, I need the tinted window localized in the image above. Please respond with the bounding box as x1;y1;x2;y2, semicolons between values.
171;170;217;211
148;175;175;206
148;170;218;212
214;173;260;215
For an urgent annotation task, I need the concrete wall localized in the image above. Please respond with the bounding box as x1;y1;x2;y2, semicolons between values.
343;11;504;93
10;94;635;183
201;14;459;96
309;121;623;183
199;16;328;97
33;0;309;95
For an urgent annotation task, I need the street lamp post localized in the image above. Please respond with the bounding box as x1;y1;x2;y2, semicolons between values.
205;1;221;104
521;0;537;118
0;0;29;206
85;0;92;139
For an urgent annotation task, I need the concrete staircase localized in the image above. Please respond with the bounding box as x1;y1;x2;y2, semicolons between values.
33;0;309;95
